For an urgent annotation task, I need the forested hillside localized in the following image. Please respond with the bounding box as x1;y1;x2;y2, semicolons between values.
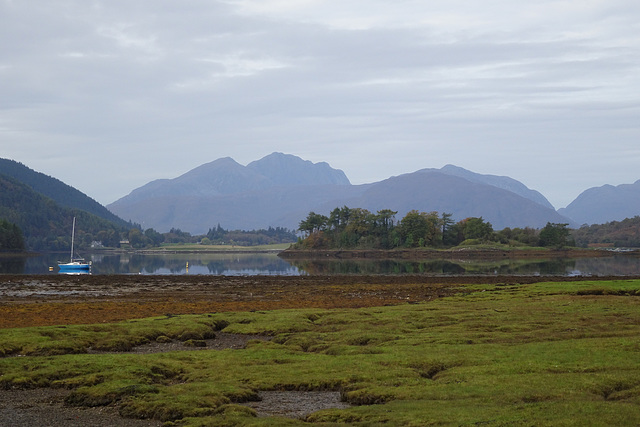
572;216;640;248
0;158;128;227
0;219;25;252
0;174;127;251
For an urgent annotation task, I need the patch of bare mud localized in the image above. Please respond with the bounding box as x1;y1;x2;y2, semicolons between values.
243;390;350;419
87;332;271;355
0;388;161;427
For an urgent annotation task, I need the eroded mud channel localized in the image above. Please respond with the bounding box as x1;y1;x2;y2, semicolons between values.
244;391;351;418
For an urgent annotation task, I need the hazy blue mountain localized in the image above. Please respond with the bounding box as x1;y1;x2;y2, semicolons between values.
343;170;569;230
121;157;271;204
558;180;640;225
112;185;364;234
434;164;555;209
247;152;350;186
108;153;354;232
112;153;350;208
0;158;128;227
108;154;571;233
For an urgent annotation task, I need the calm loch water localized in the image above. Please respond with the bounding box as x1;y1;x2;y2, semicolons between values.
2;252;640;276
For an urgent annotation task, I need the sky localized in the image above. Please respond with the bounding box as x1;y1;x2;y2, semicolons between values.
1;0;639;210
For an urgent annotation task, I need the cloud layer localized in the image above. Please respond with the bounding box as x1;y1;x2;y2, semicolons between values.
1;0;639;208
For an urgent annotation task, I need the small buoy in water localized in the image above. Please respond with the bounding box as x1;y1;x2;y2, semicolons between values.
49;266;54;271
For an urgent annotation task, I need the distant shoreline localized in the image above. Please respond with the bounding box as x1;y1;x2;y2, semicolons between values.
13;246;640;258
279;247;640;260
133;248;284;255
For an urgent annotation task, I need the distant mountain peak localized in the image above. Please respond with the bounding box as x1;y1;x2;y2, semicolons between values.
108;153;352;223
559;180;640;225
247;153;351;186
429;164;555;210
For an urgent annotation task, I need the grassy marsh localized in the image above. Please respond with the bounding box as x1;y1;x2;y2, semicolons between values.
1;279;639;425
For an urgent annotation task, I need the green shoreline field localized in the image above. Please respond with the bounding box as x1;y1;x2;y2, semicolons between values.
1;278;639;425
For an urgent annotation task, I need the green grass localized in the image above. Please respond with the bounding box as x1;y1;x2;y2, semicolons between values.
1;279;639;425
0;315;226;357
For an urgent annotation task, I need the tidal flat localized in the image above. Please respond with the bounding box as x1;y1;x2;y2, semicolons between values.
1;275;639;426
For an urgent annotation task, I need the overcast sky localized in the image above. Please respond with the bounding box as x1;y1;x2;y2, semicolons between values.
1;1;639;209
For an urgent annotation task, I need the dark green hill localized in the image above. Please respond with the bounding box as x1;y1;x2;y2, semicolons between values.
572;216;640;248
0;158;128;228
0;174;127;251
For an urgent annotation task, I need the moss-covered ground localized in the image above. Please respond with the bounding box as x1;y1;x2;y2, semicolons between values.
1;279;639;425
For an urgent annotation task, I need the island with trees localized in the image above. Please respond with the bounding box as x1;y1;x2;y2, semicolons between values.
282;206;597;258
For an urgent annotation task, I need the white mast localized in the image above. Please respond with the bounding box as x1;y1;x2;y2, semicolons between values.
70;217;76;263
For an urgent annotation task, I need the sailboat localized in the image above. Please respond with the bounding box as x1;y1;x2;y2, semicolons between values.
58;217;91;272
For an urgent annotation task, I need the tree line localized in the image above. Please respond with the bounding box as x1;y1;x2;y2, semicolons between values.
296;206;572;250
0;211;297;252
125;224;297;249
572;216;640;248
0;219;25;252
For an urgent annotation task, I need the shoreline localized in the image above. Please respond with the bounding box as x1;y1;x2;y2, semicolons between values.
4;274;637;329
278;247;639;260
12;246;640;258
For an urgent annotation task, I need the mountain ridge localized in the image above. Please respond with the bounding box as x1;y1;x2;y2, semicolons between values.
342;170;568;230
107;153;573;233
558;180;640;225
3;154;638;236
247;152;350;186
434;164;555;210
0;158;129;228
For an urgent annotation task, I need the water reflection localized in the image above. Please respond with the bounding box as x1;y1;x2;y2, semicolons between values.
0;256;27;274
1;253;640;276
287;256;639;277
86;253;299;275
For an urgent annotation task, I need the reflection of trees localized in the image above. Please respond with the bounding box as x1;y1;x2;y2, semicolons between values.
91;254;296;275
290;258;584;276
16;253;640;276
206;260;227;274
574;256;640;276
205;256;298;275
0;256;26;274
104;254;638;276
538;259;574;275
291;260;468;275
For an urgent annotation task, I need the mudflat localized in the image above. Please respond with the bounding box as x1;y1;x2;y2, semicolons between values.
0;274;629;328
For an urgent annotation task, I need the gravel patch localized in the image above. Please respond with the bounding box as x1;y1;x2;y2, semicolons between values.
0;388;161;427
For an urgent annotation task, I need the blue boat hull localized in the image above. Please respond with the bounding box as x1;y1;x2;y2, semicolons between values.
59;263;91;271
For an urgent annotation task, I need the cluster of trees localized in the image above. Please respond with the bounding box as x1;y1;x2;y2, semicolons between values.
0;219;25;252
297;206;572;250
571;216;640;248
123;225;298;249
205;225;297;246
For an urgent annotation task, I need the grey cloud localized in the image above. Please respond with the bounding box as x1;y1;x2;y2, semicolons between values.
1;1;639;209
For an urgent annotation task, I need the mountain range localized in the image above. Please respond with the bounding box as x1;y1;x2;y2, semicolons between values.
2;154;638;240
108;152;576;233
